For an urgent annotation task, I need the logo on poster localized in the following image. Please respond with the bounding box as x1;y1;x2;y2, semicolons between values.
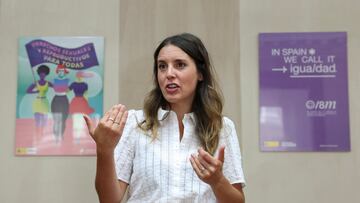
305;100;336;110
305;100;337;117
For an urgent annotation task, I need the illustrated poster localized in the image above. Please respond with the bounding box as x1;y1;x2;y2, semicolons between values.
16;37;104;156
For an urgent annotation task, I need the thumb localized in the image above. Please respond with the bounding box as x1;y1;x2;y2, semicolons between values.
83;114;94;136
217;145;225;163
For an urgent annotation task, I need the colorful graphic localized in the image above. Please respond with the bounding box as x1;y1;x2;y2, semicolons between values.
259;32;350;152
16;37;104;156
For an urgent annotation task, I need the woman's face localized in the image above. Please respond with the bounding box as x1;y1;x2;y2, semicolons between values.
57;69;66;78
157;45;202;109
39;72;47;80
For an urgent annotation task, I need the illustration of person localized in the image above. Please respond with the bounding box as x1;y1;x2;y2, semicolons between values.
69;71;94;115
69;71;94;143
26;65;53;137
51;64;70;143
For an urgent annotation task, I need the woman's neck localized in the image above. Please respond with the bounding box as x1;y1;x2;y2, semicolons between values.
170;103;192;121
170;102;193;141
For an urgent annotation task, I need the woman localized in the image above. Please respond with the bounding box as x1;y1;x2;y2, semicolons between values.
69;71;94;144
84;33;245;202
69;71;94;115
51;64;70;142
27;65;53;136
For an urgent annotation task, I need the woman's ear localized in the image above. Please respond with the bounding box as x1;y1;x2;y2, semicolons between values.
198;72;203;81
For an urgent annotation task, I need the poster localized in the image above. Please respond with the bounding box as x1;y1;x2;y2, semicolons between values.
16;37;104;156
259;32;350;152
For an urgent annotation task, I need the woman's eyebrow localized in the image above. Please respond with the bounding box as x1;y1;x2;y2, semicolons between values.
174;59;186;62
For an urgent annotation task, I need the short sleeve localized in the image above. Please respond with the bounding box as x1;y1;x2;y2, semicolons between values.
114;109;138;183
219;117;246;187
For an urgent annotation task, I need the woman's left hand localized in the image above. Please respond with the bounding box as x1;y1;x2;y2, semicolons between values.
190;146;226;186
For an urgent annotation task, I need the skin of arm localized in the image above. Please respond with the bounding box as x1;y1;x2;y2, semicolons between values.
211;178;245;203
26;83;38;93
84;90;89;100
84;104;129;203
95;149;128;203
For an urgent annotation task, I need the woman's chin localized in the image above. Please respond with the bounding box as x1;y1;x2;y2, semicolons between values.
164;96;178;104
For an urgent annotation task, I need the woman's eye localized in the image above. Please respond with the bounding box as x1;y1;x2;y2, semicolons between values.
176;62;186;68
158;64;166;70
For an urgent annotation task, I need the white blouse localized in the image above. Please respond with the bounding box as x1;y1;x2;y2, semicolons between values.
114;108;245;203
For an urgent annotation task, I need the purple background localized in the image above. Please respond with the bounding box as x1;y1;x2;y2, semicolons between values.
25;39;99;69
259;32;350;152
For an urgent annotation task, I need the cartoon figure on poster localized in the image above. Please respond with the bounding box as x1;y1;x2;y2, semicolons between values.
26;65;53;137
51;64;70;143
69;71;95;115
69;71;95;144
15;37;104;156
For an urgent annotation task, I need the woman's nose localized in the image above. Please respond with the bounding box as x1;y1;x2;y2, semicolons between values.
166;66;175;78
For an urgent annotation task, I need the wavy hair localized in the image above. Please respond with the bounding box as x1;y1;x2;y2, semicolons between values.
139;33;223;155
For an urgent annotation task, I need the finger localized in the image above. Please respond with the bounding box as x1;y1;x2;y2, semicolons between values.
83;114;94;135
192;154;209;175
119;111;128;134
197;153;214;171
198;148;218;166
113;110;128;134
190;155;203;176
113;105;126;124
107;105;121;125
100;109;111;123
217;145;225;163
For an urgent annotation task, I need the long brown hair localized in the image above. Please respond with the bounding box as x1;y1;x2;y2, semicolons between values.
140;33;223;155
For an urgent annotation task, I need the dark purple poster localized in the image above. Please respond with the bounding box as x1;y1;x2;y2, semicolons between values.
259;32;350;152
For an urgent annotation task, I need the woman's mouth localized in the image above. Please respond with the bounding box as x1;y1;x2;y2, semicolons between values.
165;83;179;94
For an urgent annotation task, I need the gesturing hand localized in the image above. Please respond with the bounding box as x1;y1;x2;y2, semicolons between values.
83;104;128;154
190;146;226;186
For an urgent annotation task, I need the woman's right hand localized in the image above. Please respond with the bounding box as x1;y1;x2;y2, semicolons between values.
83;104;128;154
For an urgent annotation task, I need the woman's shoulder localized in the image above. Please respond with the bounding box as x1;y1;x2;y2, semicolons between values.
127;109;144;118
120;109;145;139
222;116;235;127
220;116;237;138
125;109;145;125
